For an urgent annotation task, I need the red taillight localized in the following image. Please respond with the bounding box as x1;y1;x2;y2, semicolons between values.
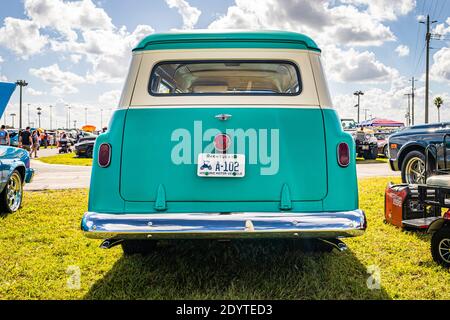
337;142;350;167
98;143;111;168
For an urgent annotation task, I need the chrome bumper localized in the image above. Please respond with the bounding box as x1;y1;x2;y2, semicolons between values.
81;210;366;240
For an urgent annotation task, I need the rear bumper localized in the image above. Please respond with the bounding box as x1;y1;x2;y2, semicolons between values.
25;168;34;183
81;210;366;240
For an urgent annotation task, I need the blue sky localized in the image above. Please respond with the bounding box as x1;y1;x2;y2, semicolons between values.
0;0;449;128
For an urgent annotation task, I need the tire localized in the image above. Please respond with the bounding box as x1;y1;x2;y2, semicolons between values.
121;240;158;255
0;170;23;214
401;151;427;184
383;145;389;158
431;226;450;268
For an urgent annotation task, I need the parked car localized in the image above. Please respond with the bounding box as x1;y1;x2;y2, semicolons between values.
388;122;450;184
374;132;390;157
75;138;96;158
81;31;366;255
6;129;19;147
0;82;35;213
352;128;378;160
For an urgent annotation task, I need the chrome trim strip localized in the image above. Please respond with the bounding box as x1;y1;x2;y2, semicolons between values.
81;210;366;240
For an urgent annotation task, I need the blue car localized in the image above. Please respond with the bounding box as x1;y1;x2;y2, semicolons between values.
0;82;34;213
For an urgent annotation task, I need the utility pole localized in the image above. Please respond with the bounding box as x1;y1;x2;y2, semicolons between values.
362;108;370;121
15;80;28;129
410;77;415;125
353;90;364;123
404;93;412;126
420;15;437;124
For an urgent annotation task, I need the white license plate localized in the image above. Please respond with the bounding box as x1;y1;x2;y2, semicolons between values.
197;153;245;178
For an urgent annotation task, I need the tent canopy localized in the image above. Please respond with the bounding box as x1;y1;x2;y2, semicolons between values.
358;118;404;127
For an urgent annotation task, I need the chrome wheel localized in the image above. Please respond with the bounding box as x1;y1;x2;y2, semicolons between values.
405;157;426;184
6;172;22;212
439;238;450;264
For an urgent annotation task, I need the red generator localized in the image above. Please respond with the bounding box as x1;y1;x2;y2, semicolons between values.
385;183;440;229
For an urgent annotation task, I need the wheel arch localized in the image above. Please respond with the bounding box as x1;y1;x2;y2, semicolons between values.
397;142;428;169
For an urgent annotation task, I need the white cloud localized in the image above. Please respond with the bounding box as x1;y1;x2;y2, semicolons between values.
29;63;85;96
165;0;201;29
0;17;48;57
27;88;44;96
0;56;6;81
340;0;415;21
70;54;82;64
323;45;399;83
99;90;121;107
208;0;399;47
24;0;114;41
431;47;450;82
395;44;410;57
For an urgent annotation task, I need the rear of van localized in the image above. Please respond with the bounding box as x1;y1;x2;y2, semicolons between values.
82;31;365;248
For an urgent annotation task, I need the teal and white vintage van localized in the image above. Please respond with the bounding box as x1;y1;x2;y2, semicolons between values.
81;31;366;254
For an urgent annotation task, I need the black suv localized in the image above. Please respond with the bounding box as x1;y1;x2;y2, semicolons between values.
388;122;450;183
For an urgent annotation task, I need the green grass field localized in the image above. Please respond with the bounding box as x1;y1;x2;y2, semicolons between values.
0;177;449;300
38;152;93;166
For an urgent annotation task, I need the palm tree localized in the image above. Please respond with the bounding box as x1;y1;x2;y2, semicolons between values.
434;96;443;122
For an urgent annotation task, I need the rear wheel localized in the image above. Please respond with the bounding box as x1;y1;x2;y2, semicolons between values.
0;171;23;213
121;240;158;255
431;227;450;268
401;151;427;184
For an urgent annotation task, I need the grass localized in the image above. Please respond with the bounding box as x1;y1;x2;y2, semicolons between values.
0;178;449;300
38;152;93;166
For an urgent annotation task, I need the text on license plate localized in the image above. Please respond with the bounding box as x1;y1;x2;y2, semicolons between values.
197;153;245;178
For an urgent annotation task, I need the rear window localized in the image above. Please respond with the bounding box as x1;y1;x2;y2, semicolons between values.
149;60;301;96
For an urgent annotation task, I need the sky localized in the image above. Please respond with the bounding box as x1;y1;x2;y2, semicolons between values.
0;0;449;129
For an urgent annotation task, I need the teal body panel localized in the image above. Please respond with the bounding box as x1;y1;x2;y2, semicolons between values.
133;31;321;53
120;108;327;203
88;108;358;214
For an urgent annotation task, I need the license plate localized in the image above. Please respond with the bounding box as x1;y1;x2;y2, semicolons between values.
197;153;245;178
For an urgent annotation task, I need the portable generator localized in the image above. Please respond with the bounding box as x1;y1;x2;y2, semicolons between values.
384;183;441;229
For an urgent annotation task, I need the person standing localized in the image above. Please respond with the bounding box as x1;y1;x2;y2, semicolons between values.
31;130;40;158
0;125;10;146
19;127;32;152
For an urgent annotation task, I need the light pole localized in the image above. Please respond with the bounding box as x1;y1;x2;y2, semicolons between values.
37;107;42;128
15;80;28;129
353;90;364;123
66;104;71;129
27;103;31;127
49;105;53;130
10;113;16;128
84;107;88;124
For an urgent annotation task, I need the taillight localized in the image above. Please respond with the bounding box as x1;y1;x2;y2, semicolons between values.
337;142;350;167
98;143;111;167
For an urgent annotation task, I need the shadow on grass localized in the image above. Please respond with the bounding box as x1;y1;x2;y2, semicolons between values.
84;239;391;300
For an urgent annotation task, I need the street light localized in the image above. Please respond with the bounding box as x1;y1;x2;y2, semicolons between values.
15;80;28;129
37;107;42;128
353;90;364;123
49;105;53;130
10;113;16;128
